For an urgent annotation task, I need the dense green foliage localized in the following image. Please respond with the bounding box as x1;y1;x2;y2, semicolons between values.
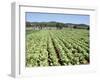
26;28;89;67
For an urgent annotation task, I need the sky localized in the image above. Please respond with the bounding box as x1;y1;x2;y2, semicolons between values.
26;12;90;25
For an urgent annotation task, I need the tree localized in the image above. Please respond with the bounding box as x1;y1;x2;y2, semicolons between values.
87;26;89;30
56;23;64;29
26;22;31;27
73;25;77;29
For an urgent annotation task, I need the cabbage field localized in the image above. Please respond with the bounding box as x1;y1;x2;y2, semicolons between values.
26;28;89;67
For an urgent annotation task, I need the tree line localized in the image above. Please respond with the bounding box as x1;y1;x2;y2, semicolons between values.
26;21;89;30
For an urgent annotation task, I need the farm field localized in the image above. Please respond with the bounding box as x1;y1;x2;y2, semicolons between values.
26;28;89;67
